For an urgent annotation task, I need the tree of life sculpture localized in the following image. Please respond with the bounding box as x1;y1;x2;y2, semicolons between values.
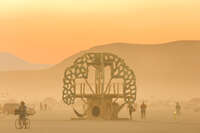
62;53;136;120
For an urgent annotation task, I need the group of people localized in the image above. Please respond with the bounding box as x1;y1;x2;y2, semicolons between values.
128;101;181;120
14;100;181;129
128;102;147;120
40;103;48;111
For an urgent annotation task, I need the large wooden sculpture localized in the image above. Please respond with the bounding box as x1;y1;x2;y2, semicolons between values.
62;53;136;120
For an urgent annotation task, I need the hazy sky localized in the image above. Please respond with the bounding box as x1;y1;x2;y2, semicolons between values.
0;0;200;64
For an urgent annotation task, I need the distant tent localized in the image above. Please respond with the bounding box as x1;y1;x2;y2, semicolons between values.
43;97;58;109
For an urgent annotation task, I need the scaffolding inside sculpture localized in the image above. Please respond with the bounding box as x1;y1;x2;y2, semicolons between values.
62;53;137;120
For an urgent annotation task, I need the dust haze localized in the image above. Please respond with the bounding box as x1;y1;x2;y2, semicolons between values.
1;41;200;133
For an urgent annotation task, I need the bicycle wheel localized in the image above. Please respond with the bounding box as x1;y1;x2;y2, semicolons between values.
15;119;22;129
24;119;31;129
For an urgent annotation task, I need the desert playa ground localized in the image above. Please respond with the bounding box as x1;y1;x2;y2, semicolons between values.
0;108;200;133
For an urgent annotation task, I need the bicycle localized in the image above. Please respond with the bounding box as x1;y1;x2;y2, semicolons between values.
15;117;31;129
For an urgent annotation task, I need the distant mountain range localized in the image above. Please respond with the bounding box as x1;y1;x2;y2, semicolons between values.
0;40;200;101
0;53;51;71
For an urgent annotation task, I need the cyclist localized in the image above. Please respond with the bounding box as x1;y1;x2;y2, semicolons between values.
17;101;28;129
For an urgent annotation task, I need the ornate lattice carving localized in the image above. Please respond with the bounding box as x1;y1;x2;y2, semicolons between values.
63;53;136;105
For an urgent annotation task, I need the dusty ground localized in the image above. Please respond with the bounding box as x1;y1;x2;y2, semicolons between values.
0;108;200;133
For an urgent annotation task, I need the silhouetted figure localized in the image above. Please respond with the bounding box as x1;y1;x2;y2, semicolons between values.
18;101;27;128
134;102;138;112
176;102;181;115
111;102;120;120
40;103;43;111
140;102;147;119
128;104;135;120
0;104;2;114
44;104;48;111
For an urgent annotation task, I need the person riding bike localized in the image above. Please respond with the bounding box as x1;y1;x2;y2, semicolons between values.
16;101;28;129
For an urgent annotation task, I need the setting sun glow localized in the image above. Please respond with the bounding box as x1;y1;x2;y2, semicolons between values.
0;0;200;64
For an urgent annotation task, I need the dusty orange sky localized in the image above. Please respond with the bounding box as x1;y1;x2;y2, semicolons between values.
0;0;200;64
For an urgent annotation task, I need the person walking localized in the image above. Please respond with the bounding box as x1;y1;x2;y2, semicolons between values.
128;104;134;120
176;102;181;115
140;102;147;119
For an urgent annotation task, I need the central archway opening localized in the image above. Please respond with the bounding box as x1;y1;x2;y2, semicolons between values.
92;106;101;117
